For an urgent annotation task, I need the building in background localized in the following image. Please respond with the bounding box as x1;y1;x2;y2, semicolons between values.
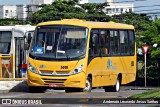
30;0;53;12
78;0;88;4
30;0;53;5
104;0;134;16
30;0;89;13
16;5;29;20
0;5;17;19
0;0;133;19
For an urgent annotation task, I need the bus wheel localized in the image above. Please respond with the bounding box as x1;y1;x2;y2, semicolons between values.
75;77;92;92
113;77;120;92
83;77;92;92
65;77;92;92
28;87;46;93
104;86;112;92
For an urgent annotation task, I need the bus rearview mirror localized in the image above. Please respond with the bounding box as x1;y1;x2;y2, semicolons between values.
27;33;32;45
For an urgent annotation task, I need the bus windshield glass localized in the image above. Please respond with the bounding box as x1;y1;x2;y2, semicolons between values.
30;25;88;61
0;31;12;54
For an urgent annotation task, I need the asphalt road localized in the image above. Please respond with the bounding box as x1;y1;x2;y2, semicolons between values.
0;87;147;98
0;87;159;106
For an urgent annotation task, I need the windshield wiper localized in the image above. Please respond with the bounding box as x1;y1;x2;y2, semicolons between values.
57;50;71;61
57;50;65;54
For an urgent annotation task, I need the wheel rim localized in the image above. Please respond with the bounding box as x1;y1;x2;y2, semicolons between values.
116;79;120;91
84;79;90;92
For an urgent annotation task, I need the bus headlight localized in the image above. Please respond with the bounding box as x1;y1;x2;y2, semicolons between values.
71;63;84;75
28;63;38;74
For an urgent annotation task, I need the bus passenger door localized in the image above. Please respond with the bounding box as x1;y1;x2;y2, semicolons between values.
99;30;112;86
87;30;101;87
15;37;26;78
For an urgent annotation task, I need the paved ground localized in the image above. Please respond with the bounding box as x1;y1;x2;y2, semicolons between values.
0;88;159;107
0;81;159;106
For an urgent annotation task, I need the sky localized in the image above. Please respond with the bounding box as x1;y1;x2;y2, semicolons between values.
0;0;159;15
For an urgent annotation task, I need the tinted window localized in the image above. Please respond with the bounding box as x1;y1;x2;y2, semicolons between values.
109;30;119;54
100;30;109;55
0;31;12;54
89;30;100;56
129;30;135;55
119;30;129;54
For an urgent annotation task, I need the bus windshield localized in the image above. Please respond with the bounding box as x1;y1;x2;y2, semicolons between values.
0;31;12;54
30;25;88;61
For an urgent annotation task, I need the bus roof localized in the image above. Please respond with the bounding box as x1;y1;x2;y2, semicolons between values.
0;26;14;31
13;25;36;34
12;25;36;38
0;25;35;33
37;19;134;30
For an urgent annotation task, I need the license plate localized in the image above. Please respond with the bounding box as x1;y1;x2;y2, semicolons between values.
48;83;60;87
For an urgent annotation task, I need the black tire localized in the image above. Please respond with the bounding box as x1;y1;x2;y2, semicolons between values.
113;77;120;92
28;87;46;93
82;77;92;92
104;86;112;92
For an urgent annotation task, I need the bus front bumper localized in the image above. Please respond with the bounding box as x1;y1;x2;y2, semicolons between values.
27;70;86;88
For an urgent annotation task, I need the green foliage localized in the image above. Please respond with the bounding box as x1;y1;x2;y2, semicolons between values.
29;0;110;24
129;89;160;98
0;19;31;26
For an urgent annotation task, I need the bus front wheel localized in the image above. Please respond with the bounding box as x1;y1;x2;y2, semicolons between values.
65;77;92;92
82;77;92;92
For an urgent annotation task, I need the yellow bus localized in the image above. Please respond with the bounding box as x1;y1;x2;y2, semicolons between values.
27;19;136;93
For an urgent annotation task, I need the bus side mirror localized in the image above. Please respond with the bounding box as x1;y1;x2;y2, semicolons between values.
27;33;32;45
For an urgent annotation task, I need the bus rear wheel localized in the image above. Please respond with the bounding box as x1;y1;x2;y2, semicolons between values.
104;86;112;92
104;77;120;92
113;77;120;92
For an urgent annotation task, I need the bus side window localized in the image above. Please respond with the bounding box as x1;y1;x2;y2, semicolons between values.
100;30;109;55
109;30;119;55
89;30;100;56
119;30;129;54
128;30;135;55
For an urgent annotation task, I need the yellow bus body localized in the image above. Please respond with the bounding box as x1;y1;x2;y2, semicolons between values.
27;19;136;91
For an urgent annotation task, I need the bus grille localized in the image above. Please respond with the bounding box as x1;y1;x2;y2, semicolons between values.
40;70;53;75
42;78;67;84
55;71;70;75
39;70;70;76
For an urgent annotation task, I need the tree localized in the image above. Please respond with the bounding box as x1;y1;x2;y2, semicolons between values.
0;18;31;26
29;0;110;24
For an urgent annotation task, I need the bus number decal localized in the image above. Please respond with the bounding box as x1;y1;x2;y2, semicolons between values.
61;66;68;69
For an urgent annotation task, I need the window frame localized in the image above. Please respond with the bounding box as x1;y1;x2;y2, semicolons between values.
89;28;135;58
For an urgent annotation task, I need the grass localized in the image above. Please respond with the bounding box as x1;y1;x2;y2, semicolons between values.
129;89;160;98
